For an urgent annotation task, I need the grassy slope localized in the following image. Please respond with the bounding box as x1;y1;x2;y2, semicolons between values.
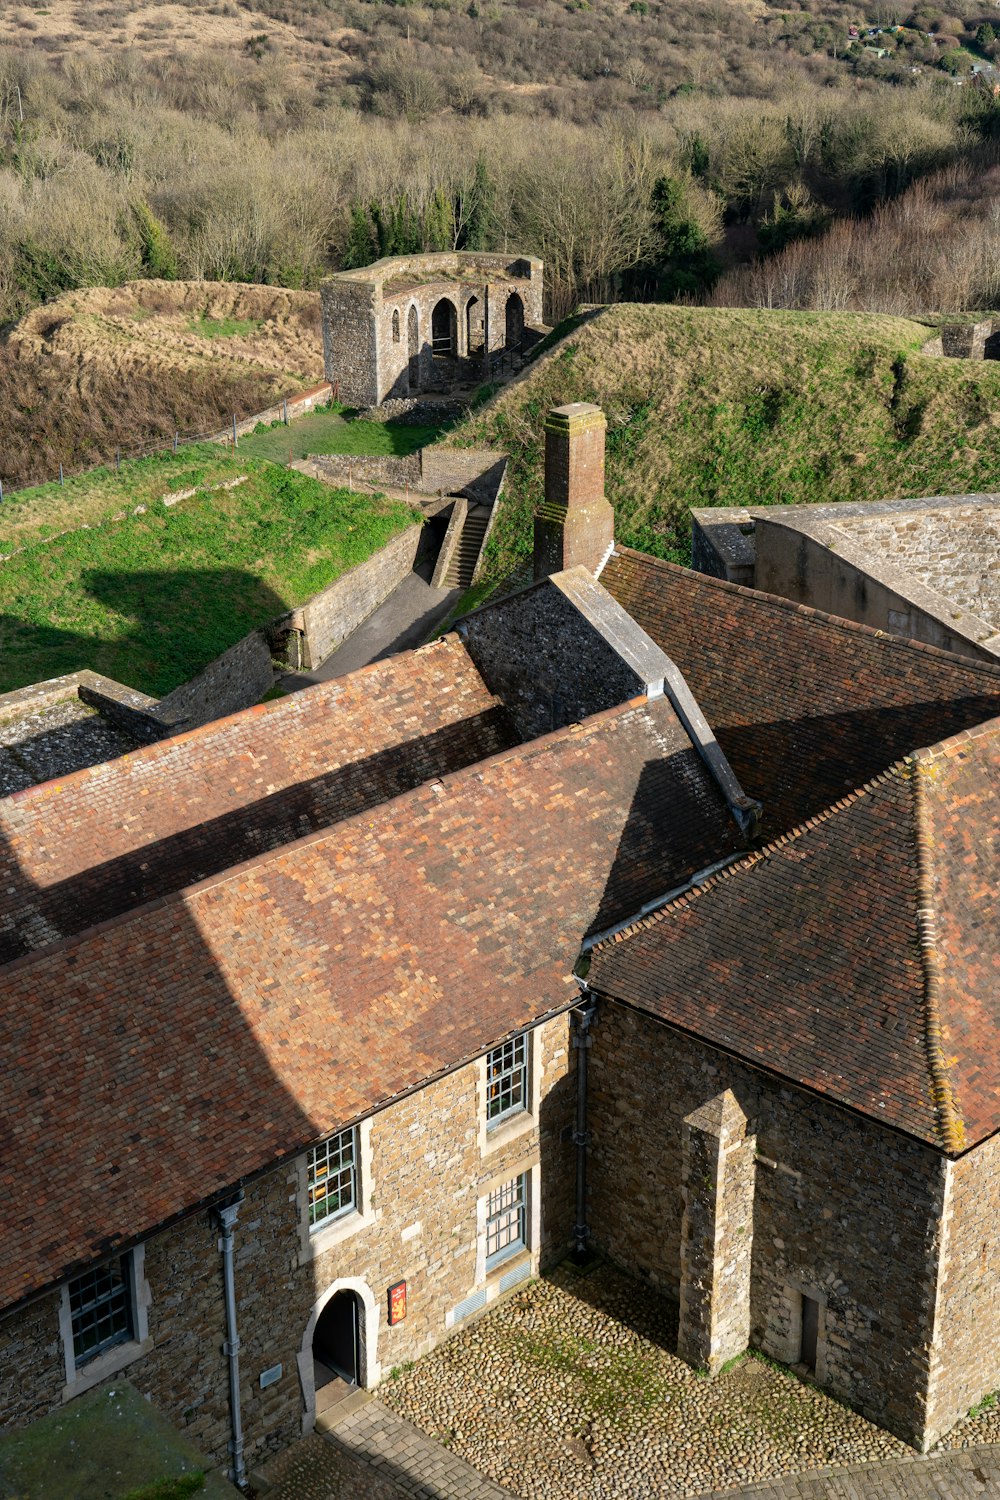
0;447;415;697
452;305;1000;577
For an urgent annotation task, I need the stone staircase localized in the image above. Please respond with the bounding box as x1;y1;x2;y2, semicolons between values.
442;502;490;589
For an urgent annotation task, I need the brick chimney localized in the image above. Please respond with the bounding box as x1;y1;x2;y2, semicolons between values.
533;402;614;580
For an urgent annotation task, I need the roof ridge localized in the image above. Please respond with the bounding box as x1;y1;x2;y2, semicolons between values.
0;694;656;979
911;710;1000;765
592;758;909;951
3;635;468;808
608;547;1000;681
909;755;966;1154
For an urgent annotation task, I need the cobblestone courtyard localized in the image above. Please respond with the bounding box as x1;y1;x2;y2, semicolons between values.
377;1262;1000;1498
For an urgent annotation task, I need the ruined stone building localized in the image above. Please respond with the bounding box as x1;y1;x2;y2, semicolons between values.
320;252;544;407
1;405;999;1487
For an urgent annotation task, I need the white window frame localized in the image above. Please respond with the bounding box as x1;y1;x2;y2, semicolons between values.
296;1117;376;1265
59;1245;152;1402
478;1028;542;1157
484;1171;528;1270
308;1125;358;1231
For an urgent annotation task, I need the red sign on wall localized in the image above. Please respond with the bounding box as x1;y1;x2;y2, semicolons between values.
388;1280;407;1325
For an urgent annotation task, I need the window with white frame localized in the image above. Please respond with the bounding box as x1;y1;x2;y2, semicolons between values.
485;1172;528;1269
307;1126;358;1230
68;1255;134;1366
486;1035;528;1126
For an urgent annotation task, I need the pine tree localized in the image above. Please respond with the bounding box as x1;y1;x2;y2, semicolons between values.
343;203;377;269
460;154;495;251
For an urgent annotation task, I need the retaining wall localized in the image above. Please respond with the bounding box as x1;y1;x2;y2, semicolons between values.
208;382;333;445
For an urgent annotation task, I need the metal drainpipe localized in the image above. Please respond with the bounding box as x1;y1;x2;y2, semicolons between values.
214;1193;248;1493
572;992;597;1263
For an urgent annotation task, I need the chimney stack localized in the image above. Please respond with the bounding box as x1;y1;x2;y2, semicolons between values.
533;402;614;580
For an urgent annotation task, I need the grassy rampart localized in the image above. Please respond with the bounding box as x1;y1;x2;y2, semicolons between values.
0;447;416;697
451;305;1000;577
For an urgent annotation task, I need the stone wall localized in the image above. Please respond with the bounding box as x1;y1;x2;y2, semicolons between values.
282;519;424;670
836;507;1000;632
927;1131;1000;1444
153;630;275;733
0;1014;575;1476
941;322;993;359
459;579;644;739
208;383;334;446
588;1001;948;1446
420;447;507;505
297;453;422;493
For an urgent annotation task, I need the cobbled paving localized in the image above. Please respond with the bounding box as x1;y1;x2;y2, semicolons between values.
377;1262;1000;1499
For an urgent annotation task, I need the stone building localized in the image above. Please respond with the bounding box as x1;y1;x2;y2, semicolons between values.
2;403;1000;1486
691;493;1000;662
320;252;544;408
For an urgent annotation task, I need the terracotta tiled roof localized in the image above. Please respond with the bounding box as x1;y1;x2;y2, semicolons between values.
0;694;743;1311
589;717;1000;1153
0;636;517;965
601;548;1000;838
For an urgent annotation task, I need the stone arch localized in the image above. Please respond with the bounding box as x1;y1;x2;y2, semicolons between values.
297;1275;381;1434
466;294;483;355
407;303;420;391
391;308;401;343
431;297;458;357
505;291;525;351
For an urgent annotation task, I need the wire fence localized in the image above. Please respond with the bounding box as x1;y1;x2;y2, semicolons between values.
0;388;333;504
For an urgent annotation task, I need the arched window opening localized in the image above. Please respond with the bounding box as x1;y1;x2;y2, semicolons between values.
391;309;401;343
431;299;457;358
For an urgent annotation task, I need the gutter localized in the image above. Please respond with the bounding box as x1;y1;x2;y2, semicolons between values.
214;1193;249;1492
580;851;748;953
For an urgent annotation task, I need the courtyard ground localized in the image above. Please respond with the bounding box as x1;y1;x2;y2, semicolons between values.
375;1261;1000;1499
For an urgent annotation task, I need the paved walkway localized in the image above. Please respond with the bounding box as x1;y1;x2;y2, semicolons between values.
696;1445;1000;1499
330;1398;516;1500
278;561;459;692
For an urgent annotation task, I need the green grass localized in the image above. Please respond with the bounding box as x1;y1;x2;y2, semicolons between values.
187;314;264;338
444;304;1000;578
0;446;416;696
236;406;449;464
122;1476;204;1500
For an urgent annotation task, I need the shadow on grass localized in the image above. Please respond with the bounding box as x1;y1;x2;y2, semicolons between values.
0;567;290;699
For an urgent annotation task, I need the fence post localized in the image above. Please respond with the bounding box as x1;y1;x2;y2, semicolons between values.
59;464;64;486
0;480;4;502
116;448;121;471
174;432;179;453
232;414;238;450
283;398;289;426
348;464;352;492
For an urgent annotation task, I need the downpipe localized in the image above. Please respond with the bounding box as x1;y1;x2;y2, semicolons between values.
214;1192;249;1493
572;990;597;1263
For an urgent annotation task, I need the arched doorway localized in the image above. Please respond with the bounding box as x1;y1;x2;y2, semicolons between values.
407;304;419;390
505;292;524;351
431;298;457;358
297;1276;381;1433
466;295;483;356
314;1289;360;1388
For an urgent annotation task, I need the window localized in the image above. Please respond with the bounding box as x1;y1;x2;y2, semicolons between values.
486;1035;528;1125
308;1127;358;1230
69;1256;134;1366
485;1172;527;1269
391;309;401;343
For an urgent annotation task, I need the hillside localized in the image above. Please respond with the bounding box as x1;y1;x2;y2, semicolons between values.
453;304;1000;576
0;281;323;490
0;446;414;696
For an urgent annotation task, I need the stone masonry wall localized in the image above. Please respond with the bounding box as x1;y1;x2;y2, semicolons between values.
0;1014;575;1473
292;518;423;669
926;1131;1000;1444
459;581;643;740
321;281;380;407
838;508;1000;633
153;630;275;733
588;1002;947;1446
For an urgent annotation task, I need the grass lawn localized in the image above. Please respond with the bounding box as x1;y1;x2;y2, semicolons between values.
236;406;448;465
0;446;416;697
450;304;1000;578
187;314;264;338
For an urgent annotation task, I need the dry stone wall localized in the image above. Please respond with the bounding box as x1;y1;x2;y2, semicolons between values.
588;1001;948;1446
838;508;1000;633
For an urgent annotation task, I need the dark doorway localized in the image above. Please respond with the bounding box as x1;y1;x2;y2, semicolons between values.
985;330;1000;360
466;295;483;355
431;298;457;357
505;292;524;351
800;1294;819;1373
314;1289;360;1388
407;304;420;391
